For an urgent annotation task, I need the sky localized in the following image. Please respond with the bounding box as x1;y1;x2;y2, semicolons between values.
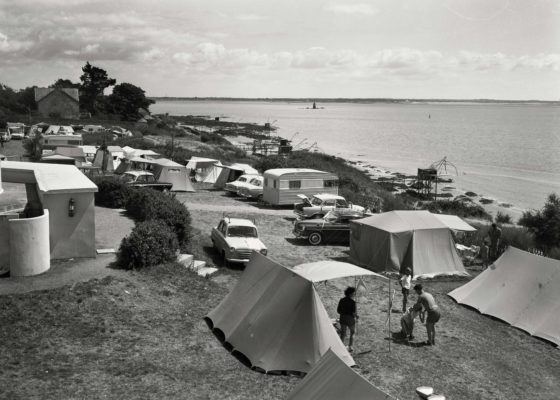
0;0;559;100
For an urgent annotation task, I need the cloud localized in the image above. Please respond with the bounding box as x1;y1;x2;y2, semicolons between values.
0;31;32;53
325;3;378;15
234;14;267;21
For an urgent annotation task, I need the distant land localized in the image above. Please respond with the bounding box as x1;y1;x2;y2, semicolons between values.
150;97;560;105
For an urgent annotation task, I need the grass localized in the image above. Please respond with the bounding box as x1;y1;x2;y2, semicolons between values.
1;190;560;399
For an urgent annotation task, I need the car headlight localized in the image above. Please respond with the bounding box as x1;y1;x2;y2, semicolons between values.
260;249;268;255
296;224;304;231
229;247;236;253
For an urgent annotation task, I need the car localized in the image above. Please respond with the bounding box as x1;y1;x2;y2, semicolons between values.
120;171;173;191
211;217;268;264
224;174;260;195
237;176;264;200
293;210;366;245
7;123;25;140
294;193;365;219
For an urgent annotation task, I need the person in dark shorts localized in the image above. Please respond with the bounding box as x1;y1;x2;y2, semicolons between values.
337;286;358;352
399;268;412;313
412;284;441;346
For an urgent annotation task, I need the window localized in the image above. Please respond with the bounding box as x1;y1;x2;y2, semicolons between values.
264;178;269;187
289;180;301;189
324;179;338;188
273;179;277;189
227;226;257;238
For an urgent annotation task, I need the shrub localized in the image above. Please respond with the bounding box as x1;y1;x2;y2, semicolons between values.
117;221;179;269
125;188;192;250
422;198;491;220
518;193;560;251
495;211;512;224
92;176;130;208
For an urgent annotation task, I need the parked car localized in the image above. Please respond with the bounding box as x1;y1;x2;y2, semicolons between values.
237;176;264;200
211;217;267;264
294;193;365;219
224;174;260;195
120;171;173;191
293;210;365;245
7;123;25;140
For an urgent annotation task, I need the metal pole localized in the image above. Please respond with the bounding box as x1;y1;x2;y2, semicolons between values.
389;279;392;353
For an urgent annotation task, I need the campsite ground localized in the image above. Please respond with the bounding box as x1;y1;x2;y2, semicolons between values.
1;186;558;400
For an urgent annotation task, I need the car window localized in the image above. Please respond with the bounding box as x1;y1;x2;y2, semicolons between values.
249;178;262;186
323;199;336;207
145;175;156;183
227;226;258;238
218;221;225;233
311;197;323;206
238;177;247;182
336;199;348;207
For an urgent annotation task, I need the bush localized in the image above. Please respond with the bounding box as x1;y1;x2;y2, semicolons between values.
117;221;179;269
125;188;192;250
422;198;492;220
495;211;512;224
519;193;560;251
92;176;130;208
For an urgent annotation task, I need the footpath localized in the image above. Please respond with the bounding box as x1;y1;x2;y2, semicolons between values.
0;207;134;296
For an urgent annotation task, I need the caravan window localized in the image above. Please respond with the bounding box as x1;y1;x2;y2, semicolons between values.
324;179;338;188
289;180;301;189
273;179;277;189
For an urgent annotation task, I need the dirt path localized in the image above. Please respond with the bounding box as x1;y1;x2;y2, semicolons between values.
0;207;135;296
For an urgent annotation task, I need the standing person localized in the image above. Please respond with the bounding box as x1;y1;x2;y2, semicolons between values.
412;284;440;346
337;286;358;352
399;268;412;313
488;223;502;261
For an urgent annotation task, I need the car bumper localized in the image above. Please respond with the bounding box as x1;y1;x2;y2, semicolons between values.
293;228;309;239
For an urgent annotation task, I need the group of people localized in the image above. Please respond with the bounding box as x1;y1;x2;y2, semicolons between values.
337;271;441;351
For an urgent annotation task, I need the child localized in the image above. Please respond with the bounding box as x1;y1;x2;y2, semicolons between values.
399;268;412;313
400;307;422;340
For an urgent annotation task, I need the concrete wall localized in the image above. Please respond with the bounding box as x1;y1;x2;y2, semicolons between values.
0;213;19;270
9;210;50;277
38;90;79;119
41;192;96;259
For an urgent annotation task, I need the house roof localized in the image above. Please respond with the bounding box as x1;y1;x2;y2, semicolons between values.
264;168;337;178
34;87;79;103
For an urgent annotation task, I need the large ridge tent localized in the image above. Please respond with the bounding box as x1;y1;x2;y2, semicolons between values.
116;157;194;192
448;247;560;346
205;253;378;373
186;156;221;183
286;349;395;400
213;163;259;189
349;210;470;278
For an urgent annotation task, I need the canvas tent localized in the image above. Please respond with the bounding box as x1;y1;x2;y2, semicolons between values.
349;210;469;278
152;158;194;192
213;163;259;189
92;145;114;173
205;253;377;373
286;349;395;400
186;157;221;183
448;247;560;346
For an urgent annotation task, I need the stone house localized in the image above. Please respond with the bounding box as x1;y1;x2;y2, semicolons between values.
35;87;80;119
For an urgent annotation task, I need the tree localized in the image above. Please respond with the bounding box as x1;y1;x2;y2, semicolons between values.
16;86;38;111
23;133;43;161
79;62;116;114
50;79;80;88
109;82;154;120
519;193;560;251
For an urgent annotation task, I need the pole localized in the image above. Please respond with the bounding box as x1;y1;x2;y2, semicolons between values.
388;278;392;353
171;129;175;161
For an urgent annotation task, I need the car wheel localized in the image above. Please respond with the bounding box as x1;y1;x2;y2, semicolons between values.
311;214;324;219
308;232;323;246
163;188;169;193
257;194;263;202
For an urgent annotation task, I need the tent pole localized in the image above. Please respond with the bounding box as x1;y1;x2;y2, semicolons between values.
388;278;392;353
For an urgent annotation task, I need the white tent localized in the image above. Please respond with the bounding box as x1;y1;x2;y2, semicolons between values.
286;349;395;400
213;163;259;189
349;210;469;279
186;156;221;183
152;158;194;192
205;253;377;373
448;247;560;346
44;125;74;135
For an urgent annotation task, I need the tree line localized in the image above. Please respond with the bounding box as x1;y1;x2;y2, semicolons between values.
0;62;153;121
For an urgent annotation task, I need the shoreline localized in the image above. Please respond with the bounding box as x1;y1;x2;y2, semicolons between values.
225;134;524;223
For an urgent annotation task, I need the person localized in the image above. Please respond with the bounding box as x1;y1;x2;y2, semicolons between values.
337;286;358;352
399;268;412;313
400;306;422;340
412;284;440;346
479;239;490;269
488;223;502;261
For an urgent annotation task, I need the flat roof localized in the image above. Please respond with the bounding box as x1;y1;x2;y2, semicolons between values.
224;218;257;227
1;161;98;194
313;193;345;200
264;168;337;178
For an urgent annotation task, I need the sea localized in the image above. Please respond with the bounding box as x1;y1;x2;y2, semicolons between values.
151;100;560;213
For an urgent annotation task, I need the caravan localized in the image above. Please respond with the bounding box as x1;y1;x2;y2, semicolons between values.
262;168;339;206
